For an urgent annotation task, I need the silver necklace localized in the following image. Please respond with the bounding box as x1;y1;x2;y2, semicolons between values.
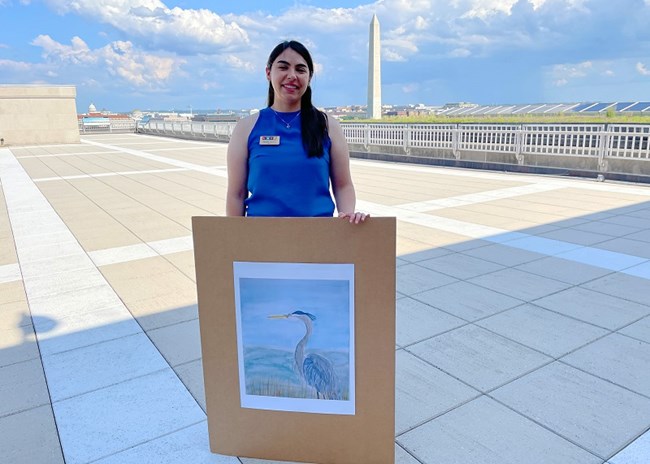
271;109;301;128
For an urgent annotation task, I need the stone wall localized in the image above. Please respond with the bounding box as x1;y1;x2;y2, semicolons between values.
0;85;80;146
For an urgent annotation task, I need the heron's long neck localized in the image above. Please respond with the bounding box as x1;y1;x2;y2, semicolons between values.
295;319;312;368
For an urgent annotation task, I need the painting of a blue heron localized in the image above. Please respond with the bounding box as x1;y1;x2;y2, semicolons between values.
233;262;355;415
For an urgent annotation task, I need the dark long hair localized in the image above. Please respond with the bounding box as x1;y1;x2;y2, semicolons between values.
266;40;328;158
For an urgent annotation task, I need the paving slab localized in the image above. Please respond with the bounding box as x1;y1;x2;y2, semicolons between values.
0;405;65;464
596;238;650;259
581;273;650;306
34;304;143;356
399;247;454;263
395;445;420;464
0;358;50;417
468;268;572;302
411;281;523;322
126;299;199;330
477;304;609;357
0;322;39;367
148;318;202;367
623;261;650;279
410;325;552;392
398;396;601;464
555;246;645;272
0;299;32;329
93;421;237;464
533;286;650;330
561;333;650;397
23;267;108;299
175;359;206;411
396;296;465;346
54;368;206;464
395;350;479;435
619;315;650;343
514;256;612;285
573;220;641;237
538;227;614;246
43;332;170;402
396;263;458;295
492;362;650;459
461;243;547;267
417;252;505;279
610;430;650;464
0;280;28;304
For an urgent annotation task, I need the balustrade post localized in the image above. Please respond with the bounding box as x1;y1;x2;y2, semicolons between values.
404;124;410;155
515;125;524;165
597;124;609;171
452;125;460;159
364;124;370;149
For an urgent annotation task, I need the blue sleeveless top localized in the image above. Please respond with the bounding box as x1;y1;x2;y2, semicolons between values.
245;107;335;217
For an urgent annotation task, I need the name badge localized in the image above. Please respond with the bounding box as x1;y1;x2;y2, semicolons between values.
259;135;280;146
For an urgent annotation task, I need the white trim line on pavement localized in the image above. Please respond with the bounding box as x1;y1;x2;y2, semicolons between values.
81;139;227;178
0;262;21;284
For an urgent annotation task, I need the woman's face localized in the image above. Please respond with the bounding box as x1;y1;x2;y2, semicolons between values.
266;48;311;108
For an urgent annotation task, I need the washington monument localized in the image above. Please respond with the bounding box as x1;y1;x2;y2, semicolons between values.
367;14;381;119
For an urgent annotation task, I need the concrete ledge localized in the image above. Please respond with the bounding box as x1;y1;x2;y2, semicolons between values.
350;150;650;184
0;85;77;99
0;85;80;146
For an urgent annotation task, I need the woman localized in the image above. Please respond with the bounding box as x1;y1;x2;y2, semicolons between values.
226;40;367;224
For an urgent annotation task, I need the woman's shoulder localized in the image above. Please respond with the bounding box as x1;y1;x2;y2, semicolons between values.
237;111;262;130
231;111;262;141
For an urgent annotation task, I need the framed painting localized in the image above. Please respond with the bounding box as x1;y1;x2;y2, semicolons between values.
193;217;395;464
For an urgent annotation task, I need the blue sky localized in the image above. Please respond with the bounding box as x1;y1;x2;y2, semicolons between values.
239;278;350;352
1;0;649;112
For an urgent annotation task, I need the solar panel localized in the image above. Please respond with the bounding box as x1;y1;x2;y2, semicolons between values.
580;103;614;112
556;104;580;112
622;102;650;112
572;103;597;112
615;102;636;111
528;105;552;113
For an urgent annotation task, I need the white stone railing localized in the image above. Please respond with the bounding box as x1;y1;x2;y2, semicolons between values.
136;121;650;169
139;120;237;140
339;123;650;161
78;119;137;133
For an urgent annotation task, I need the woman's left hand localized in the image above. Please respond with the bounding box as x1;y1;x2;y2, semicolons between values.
338;212;369;224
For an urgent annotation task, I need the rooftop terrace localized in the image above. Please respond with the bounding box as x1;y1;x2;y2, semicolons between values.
1;133;650;464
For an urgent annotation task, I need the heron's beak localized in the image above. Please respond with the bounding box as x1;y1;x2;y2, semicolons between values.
268;314;289;319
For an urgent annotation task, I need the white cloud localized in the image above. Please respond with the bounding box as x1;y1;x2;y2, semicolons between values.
0;59;33;71
43;0;249;53
31;35;183;87
383;49;406;62
602;69;614;77
414;15;428;30
449;48;471;57
553;61;593;80
224;55;255;72
402;83;419;93
554;78;568;87
462;0;518;19
32;35;96;65
637;62;650;76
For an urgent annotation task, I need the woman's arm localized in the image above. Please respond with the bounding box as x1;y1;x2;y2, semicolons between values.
328;115;368;224
226;114;257;216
